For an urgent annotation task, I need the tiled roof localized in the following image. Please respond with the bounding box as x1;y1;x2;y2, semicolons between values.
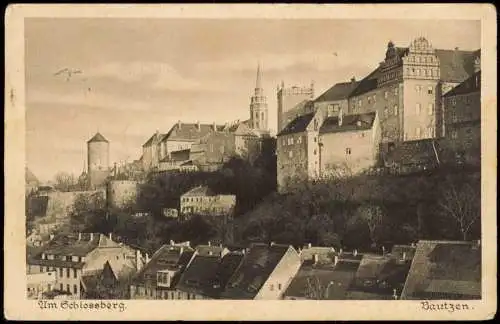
349;67;382;97
35;233;102;257
444;71;481;97
87;132;109;143
319;112;376;134
277;112;315;136
164;122;225;142
209;252;245;297
315;81;360;102
221;243;292;299
284;261;359;299
131;244;194;287
435;49;477;83
142;132;165;147
181;185;215;197
347;254;412;300
175;255;222;296
401;240;481;300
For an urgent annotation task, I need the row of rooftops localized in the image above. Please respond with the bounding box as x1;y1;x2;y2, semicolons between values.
129;238;481;300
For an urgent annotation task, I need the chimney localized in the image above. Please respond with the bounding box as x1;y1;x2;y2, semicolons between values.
334;255;339;266
353;249;358;257
208;241;211;246
78;232;82;241
338;108;344;126
212;122;217;132
308;243;312;249
177;120;182;130
197;121;201;131
392;288;398;300
351;76;356;83
312;254;319;265
90;233;94;241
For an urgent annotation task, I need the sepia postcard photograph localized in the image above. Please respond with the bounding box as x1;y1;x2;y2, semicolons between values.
4;3;497;321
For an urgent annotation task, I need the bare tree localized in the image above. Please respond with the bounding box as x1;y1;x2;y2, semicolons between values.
357;204;385;248
438;178;480;241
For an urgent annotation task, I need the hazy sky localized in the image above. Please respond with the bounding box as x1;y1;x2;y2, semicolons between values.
25;18;480;182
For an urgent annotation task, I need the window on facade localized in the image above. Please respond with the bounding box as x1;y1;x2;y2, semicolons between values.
367;97;371;104
451;130;458;139
66;268;70;278
66;284;70;292
270;284;274;291
73;284;78;294
358;99;362;107
59;268;63;277
416;103;421;115
73;268;77;278
428;86;433;95
313;149;317;155
416;127;421;138
278;283;282;290
261;112;265;121
346;148;352;155
60;283;63;291
427;127;434;137
452;98;457;106
416;69;421;76
428;103;434;115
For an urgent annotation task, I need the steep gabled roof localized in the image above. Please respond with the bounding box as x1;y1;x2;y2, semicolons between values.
349;67;382;97
443;71;481;97
142;132;165;147
221;243;293;299
163;122;225;142
319;112;377;134
87;132;109;143
315;81;360;102
277;112;315;136
401;240;481;300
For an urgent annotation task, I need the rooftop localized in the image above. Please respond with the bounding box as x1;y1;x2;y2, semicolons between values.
319;112;377;134
181;185;216;197
401;240;481;300
444;70;481;97
315;80;360;102
221;243;294;299
164;122;226;142
87;132;109;144
277;112;315;136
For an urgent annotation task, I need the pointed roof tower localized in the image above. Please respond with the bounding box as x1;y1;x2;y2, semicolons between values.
87;132;109;143
256;62;262;90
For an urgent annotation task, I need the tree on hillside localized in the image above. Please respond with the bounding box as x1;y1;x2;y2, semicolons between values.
69;192;107;232
437;177;480;241
356;204;386;248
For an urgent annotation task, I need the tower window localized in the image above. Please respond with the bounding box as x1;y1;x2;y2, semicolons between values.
428;86;434;95
345;148;351;155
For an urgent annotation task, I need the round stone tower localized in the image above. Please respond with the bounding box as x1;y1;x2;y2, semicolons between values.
87;132;110;189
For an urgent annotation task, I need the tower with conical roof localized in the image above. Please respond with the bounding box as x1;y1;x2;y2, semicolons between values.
249;63;269;132
87;132;110;189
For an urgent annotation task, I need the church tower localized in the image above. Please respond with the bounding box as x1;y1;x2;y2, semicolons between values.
249;63;269;132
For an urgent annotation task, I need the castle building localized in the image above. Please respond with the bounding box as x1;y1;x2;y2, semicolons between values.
442;70;481;165
276;37;480;191
277;81;315;133
87;132;110;189
142;65;270;172
180;185;236;218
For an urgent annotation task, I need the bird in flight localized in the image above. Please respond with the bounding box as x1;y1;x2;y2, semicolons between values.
53;68;83;81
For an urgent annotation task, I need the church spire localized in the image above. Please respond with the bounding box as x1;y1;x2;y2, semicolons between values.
256;62;262;89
